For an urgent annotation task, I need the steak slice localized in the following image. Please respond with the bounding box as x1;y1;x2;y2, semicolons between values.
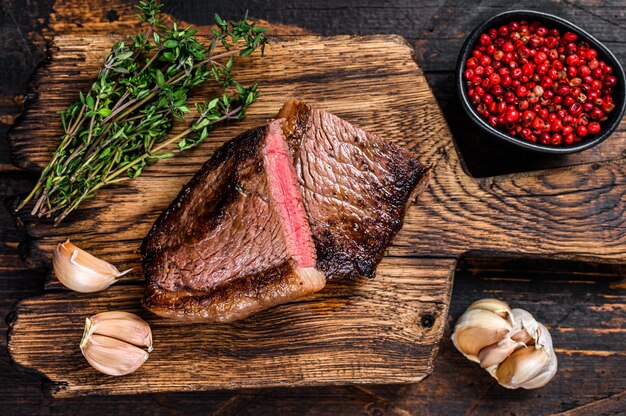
142;120;325;322
278;100;430;280
142;101;429;323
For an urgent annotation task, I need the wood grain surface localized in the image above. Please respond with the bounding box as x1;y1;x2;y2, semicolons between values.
8;257;454;397
2;0;625;414
8;33;445;283
8;35;626;286
7;33;457;396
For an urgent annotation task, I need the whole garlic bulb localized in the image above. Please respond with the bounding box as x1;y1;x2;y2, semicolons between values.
451;298;557;389
80;311;153;376
54;240;131;293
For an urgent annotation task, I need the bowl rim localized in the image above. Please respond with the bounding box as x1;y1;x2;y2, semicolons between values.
456;9;626;154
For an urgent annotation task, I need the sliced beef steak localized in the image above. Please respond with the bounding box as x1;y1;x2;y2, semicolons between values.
142;101;429;322
278;100;430;280
142;120;325;322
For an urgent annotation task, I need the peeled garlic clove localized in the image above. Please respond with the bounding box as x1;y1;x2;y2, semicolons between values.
54;240;130;293
478;337;525;369
467;298;513;319
451;308;512;362
80;311;153;376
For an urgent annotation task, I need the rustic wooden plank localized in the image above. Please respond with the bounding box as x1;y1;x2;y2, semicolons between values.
45;0;312;36
8;34;626;288
27;149;626;286
550;391;626;415
0;173;60;411
3;192;625;414
6;33;446;281
407;268;626;416
7;257;455;397
458;254;626;279
8;34;437;170
3;0;626;413
163;0;446;39
0;0;50;100
0;0;310;167
4;28;457;399
6;256;622;413
390;156;626;261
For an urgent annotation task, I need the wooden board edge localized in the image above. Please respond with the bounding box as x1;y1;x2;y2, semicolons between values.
5;302;54;391
416;257;456;386
47;375;434;399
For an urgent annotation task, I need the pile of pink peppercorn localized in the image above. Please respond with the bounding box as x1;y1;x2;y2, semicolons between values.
464;20;617;146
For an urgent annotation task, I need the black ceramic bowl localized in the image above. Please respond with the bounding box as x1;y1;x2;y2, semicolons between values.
456;10;626;154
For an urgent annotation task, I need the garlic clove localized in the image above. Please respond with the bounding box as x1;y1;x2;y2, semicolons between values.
81;333;150;376
80;311;153;376
478;337;524;369
512;308;540;340
494;344;553;389
509;327;534;344
518;322;558;389
467;298;513;319
54;240;130;293
451;308;512;362
89;311;153;349
452;298;558;390
493;321;557;389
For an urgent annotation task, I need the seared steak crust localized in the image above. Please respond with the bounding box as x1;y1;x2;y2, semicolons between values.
144;260;322;323
278;100;430;279
142;124;324;322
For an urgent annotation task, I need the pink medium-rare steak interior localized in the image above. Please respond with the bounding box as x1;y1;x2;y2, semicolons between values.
142;120;324;322
278;100;430;280
264;120;316;268
145;129;289;292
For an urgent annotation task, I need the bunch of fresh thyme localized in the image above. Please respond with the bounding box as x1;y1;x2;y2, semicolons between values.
17;0;267;225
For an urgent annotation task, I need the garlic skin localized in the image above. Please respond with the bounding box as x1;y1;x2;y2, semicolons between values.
80;311;153;376
54;240;130;293
451;298;557;389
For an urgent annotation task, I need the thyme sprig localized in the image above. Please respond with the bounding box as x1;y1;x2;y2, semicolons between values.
17;1;267;225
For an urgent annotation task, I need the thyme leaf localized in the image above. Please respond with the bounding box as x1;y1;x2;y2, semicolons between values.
17;1;268;225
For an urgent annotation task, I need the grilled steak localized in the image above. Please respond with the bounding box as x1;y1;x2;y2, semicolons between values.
142;101;429;322
142;120;325;322
278;100;430;279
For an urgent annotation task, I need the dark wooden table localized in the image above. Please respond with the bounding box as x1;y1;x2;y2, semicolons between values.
1;0;624;414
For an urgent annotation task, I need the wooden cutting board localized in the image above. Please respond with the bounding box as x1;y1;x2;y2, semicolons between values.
7;34;626;397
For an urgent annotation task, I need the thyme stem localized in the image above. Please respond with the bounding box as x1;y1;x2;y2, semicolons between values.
16;1;267;225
